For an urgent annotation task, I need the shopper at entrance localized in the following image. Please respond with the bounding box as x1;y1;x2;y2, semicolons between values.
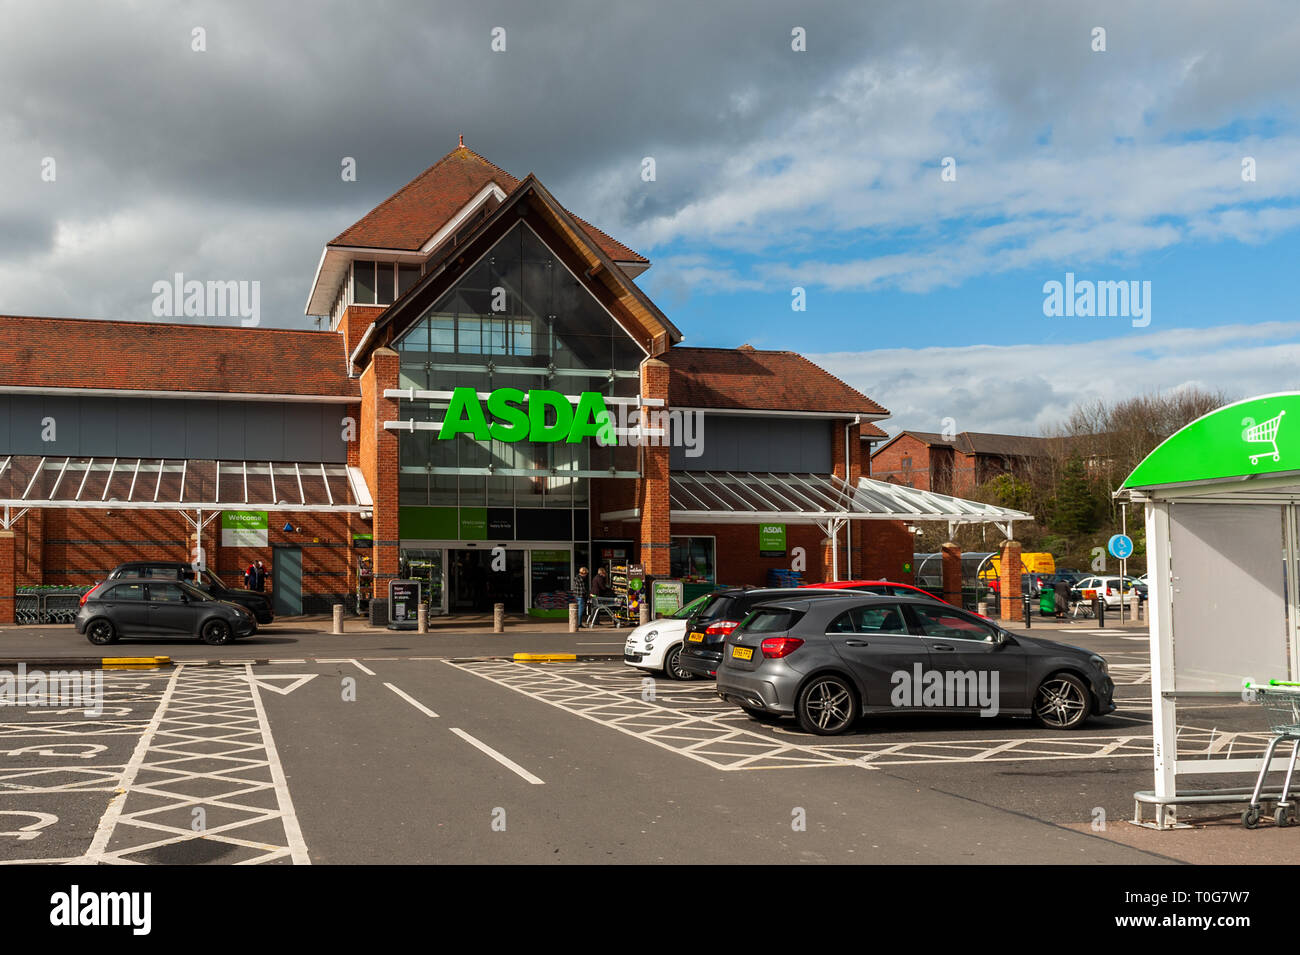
254;560;267;592
592;567;609;599
244;562;257;590
575;566;590;628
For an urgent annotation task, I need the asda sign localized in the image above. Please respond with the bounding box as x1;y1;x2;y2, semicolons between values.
439;387;616;444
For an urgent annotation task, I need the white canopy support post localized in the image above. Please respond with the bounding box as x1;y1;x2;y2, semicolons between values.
948;521;957;540
1145;499;1177;820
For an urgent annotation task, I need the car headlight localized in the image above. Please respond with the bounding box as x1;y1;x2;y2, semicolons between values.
643;630;658;642
1090;654;1108;676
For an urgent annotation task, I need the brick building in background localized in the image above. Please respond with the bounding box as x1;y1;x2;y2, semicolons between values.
0;142;1030;623
870;430;1057;497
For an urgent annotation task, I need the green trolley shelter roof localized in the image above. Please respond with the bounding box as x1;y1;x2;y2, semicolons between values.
1124;392;1300;490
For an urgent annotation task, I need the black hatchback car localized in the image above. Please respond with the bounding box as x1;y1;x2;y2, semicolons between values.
75;577;257;646
105;562;273;623
678;587;857;679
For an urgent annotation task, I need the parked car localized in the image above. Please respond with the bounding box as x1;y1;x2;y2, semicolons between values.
105;561;273;623
715;593;1115;735
678;587;854;679
75;577;257;646
802;579;952;604
623;594;711;680
1071;575;1145;608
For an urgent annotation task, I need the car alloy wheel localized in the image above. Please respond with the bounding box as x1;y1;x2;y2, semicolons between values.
664;645;694;681
797;675;857;735
201;620;233;646
1033;673;1090;729
86;620;117;646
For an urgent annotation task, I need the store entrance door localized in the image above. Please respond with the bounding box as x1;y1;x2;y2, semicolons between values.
448;548;525;613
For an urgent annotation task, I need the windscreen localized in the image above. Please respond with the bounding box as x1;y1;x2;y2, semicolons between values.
741;608;805;633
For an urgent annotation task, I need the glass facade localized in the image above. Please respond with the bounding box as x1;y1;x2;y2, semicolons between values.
395;220;644;507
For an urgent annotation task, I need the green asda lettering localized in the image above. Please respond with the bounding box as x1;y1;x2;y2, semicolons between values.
438;387;617;444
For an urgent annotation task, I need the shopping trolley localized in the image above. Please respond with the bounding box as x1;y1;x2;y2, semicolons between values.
1246;410;1285;465
1241;681;1300;828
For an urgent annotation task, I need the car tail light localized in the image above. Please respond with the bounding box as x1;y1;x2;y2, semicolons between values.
79;584;100;606
705;620;741;636
760;637;804;659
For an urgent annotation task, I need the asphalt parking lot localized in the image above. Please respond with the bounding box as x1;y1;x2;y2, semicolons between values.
1;622;1295;864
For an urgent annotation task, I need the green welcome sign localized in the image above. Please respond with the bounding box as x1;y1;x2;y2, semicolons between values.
439;387;616;445
759;523;787;557
221;511;268;546
1125;393;1300;489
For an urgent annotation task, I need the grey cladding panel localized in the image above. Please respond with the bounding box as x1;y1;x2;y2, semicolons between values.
673;414;833;473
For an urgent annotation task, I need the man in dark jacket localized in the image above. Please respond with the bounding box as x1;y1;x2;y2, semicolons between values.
574;566;590;628
244;563;256;589
592;567;609;598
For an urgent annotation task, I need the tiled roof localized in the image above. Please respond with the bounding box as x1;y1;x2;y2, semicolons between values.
665;346;888;416
884;430;1056;457
329;146;647;264
0;316;357;397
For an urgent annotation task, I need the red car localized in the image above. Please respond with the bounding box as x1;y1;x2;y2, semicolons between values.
801;579;953;605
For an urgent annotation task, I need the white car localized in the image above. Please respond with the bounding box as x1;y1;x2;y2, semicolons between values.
623;595;710;681
1074;575;1143;609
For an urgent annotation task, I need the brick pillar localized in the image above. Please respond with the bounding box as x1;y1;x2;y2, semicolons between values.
639;359;671;575
0;531;14;624
999;539;1023;623
366;347;402;585
940;541;962;606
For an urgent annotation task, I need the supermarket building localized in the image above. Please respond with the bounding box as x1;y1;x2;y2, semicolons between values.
0;144;1027;621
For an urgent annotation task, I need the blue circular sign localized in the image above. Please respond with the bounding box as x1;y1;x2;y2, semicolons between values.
1108;534;1134;559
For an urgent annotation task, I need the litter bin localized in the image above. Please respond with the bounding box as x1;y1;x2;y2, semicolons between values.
1039;588;1056;616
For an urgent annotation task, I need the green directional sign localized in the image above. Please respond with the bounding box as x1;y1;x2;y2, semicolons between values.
1124;393;1300;489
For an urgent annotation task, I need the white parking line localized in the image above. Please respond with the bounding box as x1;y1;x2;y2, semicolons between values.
350;659;376;676
449;728;544;784
384;683;438;718
245;664;311;865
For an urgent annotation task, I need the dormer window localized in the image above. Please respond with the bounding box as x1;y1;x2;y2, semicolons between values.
353;260;421;307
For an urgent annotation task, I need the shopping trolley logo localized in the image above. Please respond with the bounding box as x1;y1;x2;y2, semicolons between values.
1242;411;1285;466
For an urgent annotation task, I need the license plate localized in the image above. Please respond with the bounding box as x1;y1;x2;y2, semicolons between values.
731;646;753;661
688;632;705;643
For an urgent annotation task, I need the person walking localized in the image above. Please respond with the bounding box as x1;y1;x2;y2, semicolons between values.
1053;578;1071;619
244;562;256;590
574;566;590;628
254;560;267;593
592;567;609;599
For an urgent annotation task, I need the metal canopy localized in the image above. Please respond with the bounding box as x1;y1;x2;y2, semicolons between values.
663;472;1031;526
0;456;368;515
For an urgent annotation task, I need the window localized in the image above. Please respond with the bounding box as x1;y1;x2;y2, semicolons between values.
741;608;804;633
902;456;912;468
670;536;715;583
398;264;421;296
147;583;188;602
106;583;144;601
909;604;998;642
828;604;909;634
354;260;377;304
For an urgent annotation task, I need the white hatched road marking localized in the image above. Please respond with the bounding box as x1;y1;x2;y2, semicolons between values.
449;728;545;784
78;663;309;865
448;660;1273;770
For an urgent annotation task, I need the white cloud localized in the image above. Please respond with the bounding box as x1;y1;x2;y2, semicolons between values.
808;320;1300;435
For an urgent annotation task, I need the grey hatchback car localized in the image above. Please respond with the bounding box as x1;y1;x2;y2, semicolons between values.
75;577;258;646
715;594;1115;735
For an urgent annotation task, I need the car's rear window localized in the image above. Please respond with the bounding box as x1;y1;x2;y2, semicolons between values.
105;583;144;601
693;595;736;622
740;608;804;633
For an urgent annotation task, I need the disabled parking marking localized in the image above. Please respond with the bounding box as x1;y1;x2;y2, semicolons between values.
0;811;58;840
450;660;1246;771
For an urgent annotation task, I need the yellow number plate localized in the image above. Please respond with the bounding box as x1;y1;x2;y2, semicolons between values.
731;646;753;660
688;632;705;642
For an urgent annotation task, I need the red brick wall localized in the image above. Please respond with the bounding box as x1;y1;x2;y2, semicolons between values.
4;507;353;607
340;305;386;367
0;531;14;624
871;434;933;490
639;360;671;575
852;521;916;584
673;521;828;587
366;347;401;581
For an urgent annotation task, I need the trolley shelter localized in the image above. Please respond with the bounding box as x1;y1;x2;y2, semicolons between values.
1123;392;1300;826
